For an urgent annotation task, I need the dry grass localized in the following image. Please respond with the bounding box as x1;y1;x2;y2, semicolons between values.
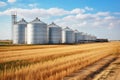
0;40;12;45
0;45;67;52
0;42;120;80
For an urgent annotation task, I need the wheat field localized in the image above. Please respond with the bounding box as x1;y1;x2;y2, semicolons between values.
0;42;120;80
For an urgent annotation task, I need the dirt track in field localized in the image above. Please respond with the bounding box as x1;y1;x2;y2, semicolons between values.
93;55;120;80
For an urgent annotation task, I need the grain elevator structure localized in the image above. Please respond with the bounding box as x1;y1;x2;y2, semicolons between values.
48;22;62;44
27;17;48;44
62;27;75;44
12;14;98;44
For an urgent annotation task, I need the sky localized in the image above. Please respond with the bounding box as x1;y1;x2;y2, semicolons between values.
0;0;120;40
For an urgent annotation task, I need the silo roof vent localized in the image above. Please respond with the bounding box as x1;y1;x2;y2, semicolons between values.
17;18;27;24
74;29;79;33
64;26;73;31
48;22;60;28
30;17;46;24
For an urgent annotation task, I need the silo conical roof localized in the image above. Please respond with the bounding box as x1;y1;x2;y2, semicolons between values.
30;17;46;24
74;30;83;34
74;29;79;33
48;22;60;27
64;27;73;31
17;18;27;24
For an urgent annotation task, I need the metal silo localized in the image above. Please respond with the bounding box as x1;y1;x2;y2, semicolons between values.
74;30;79;43
74;30;83;43
87;34;92;42
48;22;62;44
27;17;48;44
83;33;91;43
81;33;87;43
13;18;27;44
62;27;75;44
92;36;97;41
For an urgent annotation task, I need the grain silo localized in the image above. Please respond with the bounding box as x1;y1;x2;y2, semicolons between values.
74;30;84;43
91;36;97;41
48;22;62;44
62;27;75;44
27;17;48;44
13;18;27;44
87;34;92;42
83;33;92;43
81;33;87;43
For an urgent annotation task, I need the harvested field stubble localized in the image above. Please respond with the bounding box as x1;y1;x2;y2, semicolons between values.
0;42;120;80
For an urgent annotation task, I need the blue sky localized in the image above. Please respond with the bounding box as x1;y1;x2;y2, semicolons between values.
0;0;120;40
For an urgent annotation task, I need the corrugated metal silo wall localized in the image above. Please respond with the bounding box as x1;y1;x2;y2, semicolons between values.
65;31;75;43
49;27;62;44
27;23;48;44
13;24;26;44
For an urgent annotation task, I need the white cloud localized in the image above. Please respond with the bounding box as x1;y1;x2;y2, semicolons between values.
71;8;85;14
0;7;119;29
55;11;119;29
113;12;120;15
0;1;7;7
104;16;115;20
85;6;93;11
0;8;69;19
28;3;38;8
8;0;16;3
47;8;69;16
96;12;110;16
